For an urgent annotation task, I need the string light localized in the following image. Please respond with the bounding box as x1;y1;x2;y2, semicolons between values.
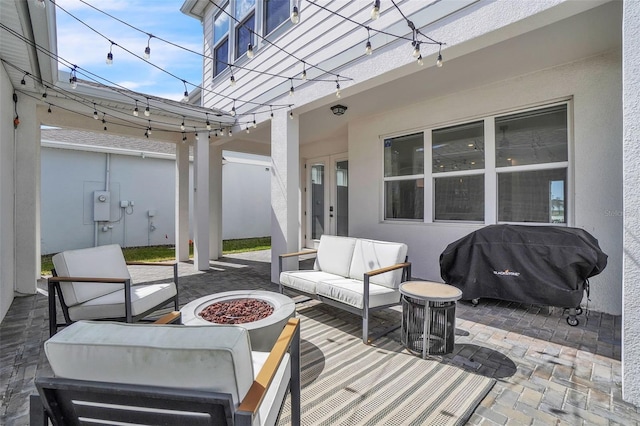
228;128;233;137
412;41;421;58
371;0;381;20
147;120;152;135
301;63;307;80
106;41;114;65
246;124;250;134
133;100;139;116
194;128;199;141
102;113;107;131
247;43;254;59
41;87;47;98
144;98;150;116
230;100;236;117
144;34;152;59
230;66;236;86
365;27;372;55
289;108;294;119
206;113;211;130
93;103;99;119
291;5;300;24
69;66;77;89
182;80;189;102
289;79;295;96
252;114;257;128
20;73;26;85
180;117;185;131
436;43;444;67
417;54;424;66
335;76;341;98
182;132;187;142
47;105;52;114
220;128;226;137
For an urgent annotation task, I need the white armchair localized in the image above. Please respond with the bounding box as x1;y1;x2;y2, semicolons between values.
30;318;301;426
47;244;179;336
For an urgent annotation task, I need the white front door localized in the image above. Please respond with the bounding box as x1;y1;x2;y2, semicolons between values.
305;155;348;247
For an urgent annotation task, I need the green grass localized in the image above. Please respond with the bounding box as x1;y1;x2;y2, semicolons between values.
41;237;271;276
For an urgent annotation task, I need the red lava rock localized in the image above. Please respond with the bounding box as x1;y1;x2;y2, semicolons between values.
199;298;274;324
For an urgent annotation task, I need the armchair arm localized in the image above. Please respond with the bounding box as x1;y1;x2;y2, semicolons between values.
237;318;301;424
364;261;412;278
278;249;317;259
153;311;181;324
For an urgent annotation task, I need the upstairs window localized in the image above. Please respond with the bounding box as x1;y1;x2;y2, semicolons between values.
213;2;230;77
264;0;289;35
235;0;255;59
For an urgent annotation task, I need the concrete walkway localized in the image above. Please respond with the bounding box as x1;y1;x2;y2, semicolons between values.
0;250;636;425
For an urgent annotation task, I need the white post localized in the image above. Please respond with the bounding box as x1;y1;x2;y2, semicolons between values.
193;134;210;271
270;110;300;284
209;144;223;259
175;141;190;262
622;0;640;406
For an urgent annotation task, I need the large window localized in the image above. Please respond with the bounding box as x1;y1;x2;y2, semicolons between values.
432;121;485;221
383;133;424;220
382;103;570;224
212;0;291;77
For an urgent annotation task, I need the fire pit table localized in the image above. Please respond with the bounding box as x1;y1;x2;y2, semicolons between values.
180;290;296;352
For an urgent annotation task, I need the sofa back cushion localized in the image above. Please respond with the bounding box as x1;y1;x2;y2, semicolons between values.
52;244;131;306
45;321;255;406
314;235;357;277
349;239;408;288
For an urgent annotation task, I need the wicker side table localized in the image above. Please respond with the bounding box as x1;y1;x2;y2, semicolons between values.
399;281;462;358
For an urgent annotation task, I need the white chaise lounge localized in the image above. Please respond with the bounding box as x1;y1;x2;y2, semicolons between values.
279;235;411;343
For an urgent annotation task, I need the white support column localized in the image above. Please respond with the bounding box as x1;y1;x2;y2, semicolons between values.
193;135;210;271
270;110;300;284
622;0;640;406
175;141;190;262
209;144;223;259
15;95;40;294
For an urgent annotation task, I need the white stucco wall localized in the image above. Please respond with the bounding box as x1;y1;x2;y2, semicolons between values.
0;63;16;321
622;0;640;407
349;50;622;315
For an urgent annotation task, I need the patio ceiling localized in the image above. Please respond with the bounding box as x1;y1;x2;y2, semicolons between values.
235;1;621;148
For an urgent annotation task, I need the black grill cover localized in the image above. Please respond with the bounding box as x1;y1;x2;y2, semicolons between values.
439;225;607;308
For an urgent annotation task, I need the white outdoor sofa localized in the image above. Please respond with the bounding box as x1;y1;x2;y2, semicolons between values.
31;317;301;426
279;235;411;343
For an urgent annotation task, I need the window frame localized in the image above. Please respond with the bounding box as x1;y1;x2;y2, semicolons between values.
381;99;572;226
212;2;230;78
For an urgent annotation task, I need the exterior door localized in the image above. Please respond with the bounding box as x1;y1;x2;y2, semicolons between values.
305;155;348;247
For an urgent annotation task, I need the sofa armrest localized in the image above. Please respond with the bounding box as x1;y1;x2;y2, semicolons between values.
364;261;412;278
279;249;317;259
153;311;181;324
48;276;129;284
237;318;301;423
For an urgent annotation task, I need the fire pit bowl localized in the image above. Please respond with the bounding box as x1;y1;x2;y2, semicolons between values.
180;290;296;351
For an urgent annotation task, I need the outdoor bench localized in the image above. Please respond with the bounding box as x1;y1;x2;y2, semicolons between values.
278;235;411;343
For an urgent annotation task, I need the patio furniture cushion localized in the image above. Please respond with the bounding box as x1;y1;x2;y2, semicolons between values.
52;244;131;306
313;235;357;277
44;320;292;426
316;278;401;309
349;239;408;289
279;270;344;294
66;283;177;321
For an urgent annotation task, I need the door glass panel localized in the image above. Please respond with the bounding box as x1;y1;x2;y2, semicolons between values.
311;164;325;239
335;161;348;236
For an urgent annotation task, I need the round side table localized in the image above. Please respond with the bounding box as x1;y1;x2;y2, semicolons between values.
399;281;462;358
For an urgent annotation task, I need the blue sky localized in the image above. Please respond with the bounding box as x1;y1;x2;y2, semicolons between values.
54;0;204;101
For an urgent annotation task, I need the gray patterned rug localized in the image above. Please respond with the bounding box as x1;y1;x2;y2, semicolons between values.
277;306;495;426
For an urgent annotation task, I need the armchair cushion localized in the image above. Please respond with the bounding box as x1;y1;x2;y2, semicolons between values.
52;244;131;305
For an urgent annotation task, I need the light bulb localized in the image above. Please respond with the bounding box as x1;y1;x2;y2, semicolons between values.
247;44;254;59
133;107;139;117
228;128;233;137
289;85;295;96
180;121;185;131
417;55;424;66
183;91;189;102
302;69;307;80
365;41;372;55
291;6;299;24
436;54;443;67
231;106;236;117
230;75;236;86
412;45;420;58
147;126;152;135
370;0;380;20
246;126;250;134
252;119;257;128
220;128;226;137
144;46;150;59
93;111;99;120
144;106;150;117
69;76;77;89
106;52;113;65
336;83;341;98
289;110;293;119
206;120;211;131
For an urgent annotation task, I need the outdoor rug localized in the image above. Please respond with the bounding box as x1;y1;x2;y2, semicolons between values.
277;305;495;426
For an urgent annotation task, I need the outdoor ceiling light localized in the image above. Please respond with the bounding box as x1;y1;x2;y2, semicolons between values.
330;104;347;116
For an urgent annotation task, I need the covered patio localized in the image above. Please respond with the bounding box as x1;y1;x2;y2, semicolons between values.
0;251;633;425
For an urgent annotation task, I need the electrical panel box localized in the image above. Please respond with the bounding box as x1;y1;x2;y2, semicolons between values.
93;191;111;222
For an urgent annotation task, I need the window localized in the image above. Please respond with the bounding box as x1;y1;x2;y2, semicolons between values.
383;133;424;220
382;102;570;224
432;121;484;221
235;0;255;59
264;0;289;35
496;105;568;223
213;3;230;77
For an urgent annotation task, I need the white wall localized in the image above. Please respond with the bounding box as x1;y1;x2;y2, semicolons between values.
349;50;622;315
40;146;271;254
0;63;16;320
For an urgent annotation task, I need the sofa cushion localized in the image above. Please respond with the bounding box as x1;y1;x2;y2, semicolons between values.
316;278;401;309
45;321;256;407
349;239;408;289
313;235;357;277
67;282;177;321
280;270;343;295
52;244;131;306
252;351;291;426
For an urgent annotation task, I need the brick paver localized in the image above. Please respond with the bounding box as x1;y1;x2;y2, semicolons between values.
0;249;638;425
